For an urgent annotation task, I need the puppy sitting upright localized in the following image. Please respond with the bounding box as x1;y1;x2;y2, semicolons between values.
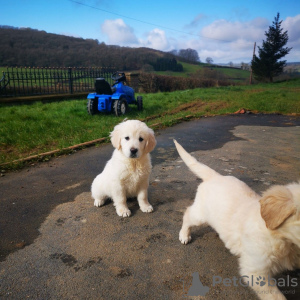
92;120;156;217
174;140;300;300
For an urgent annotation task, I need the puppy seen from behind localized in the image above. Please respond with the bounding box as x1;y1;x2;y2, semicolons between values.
174;139;300;300
91;120;156;217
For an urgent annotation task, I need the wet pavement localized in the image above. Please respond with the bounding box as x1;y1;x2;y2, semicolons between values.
0;114;300;299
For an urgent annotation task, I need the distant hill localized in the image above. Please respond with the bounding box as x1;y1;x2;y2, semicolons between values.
0;26;167;69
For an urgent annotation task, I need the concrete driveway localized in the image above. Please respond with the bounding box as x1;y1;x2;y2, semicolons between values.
0;114;299;299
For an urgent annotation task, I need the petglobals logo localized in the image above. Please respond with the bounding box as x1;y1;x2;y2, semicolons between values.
180;272;298;298
212;275;298;288
180;272;210;297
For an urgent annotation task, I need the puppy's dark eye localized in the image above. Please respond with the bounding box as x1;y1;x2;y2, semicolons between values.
139;137;144;142
125;137;130;141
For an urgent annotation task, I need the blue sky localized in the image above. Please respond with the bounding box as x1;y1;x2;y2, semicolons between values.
1;0;300;63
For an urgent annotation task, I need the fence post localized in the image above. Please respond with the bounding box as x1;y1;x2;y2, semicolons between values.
249;42;256;85
125;72;140;92
68;67;73;94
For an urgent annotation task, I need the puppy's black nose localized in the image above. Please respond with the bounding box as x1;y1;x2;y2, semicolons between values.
130;148;138;155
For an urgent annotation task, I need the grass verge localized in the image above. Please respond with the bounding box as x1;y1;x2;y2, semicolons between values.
1;79;299;170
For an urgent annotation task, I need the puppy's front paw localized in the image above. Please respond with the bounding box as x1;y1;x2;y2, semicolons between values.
179;230;191;245
140;205;153;213
94;199;105;207
116;207;131;217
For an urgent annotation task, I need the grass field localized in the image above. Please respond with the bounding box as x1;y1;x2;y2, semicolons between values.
155;61;251;83
1;78;300;169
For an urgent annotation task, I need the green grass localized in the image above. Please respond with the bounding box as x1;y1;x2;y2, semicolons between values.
1;79;299;169
213;67;250;79
154;61;251;82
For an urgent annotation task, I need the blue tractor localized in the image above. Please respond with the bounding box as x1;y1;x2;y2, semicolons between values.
87;72;143;116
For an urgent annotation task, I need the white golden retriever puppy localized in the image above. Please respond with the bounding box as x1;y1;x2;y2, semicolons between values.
92;120;156;217
174;140;300;300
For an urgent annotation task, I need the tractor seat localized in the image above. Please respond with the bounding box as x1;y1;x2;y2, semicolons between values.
95;78;113;95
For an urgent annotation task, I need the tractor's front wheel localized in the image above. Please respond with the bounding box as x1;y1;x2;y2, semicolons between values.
137;96;143;111
114;97;128;116
87;98;98;115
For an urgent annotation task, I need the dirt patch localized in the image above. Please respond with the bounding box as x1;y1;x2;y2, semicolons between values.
146;233;167;243
168;100;229;114
109;267;132;278
144;100;230;123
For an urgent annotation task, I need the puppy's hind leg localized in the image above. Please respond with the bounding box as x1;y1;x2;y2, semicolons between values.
94;196;106;207
91;178;107;207
179;206;205;245
93;191;107;207
92;187;106;207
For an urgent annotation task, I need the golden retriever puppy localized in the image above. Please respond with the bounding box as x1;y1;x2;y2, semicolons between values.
174;140;300;300
91;120;156;217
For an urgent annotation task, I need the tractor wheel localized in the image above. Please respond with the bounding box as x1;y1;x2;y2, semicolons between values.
87;98;98;115
137;96;143;111
115;97;128;116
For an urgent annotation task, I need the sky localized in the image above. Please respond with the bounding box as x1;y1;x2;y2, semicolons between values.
1;0;300;64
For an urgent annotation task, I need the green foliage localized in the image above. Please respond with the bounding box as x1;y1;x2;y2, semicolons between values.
177;49;200;63
252;13;292;82
151;57;183;72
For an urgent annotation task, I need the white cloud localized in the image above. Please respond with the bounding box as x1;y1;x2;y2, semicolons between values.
200;17;267;43
101;19;138;45
282;15;300;44
144;28;170;50
100;15;300;63
194;15;300;63
282;15;300;62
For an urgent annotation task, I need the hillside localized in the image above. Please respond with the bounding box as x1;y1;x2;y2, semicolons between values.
0;26;165;69
0;26;254;83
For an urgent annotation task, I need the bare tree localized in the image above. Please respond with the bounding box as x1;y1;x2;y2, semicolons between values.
206;57;213;64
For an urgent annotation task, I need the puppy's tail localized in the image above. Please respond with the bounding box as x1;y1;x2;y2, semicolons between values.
174;140;218;181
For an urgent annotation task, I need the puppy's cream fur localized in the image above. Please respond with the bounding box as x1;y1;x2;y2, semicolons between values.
174;140;300;300
91;120;156;217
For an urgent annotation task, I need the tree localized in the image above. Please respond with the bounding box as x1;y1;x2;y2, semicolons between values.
251;13;292;82
178;48;200;63
151;57;183;72
206;57;213;64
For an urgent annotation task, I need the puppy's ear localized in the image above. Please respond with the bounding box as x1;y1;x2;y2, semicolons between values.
144;129;157;153
110;125;122;150
260;186;296;230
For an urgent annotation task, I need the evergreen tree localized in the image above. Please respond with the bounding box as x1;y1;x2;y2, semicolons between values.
251;13;292;82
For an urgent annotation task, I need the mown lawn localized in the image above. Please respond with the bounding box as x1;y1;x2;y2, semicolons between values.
1;79;299;169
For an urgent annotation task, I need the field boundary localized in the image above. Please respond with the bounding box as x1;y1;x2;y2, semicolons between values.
0;67;115;98
0;114;196;169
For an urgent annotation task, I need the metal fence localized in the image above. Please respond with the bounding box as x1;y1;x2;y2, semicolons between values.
0;67;116;97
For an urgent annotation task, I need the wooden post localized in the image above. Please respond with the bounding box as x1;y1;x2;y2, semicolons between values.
249;42;256;84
